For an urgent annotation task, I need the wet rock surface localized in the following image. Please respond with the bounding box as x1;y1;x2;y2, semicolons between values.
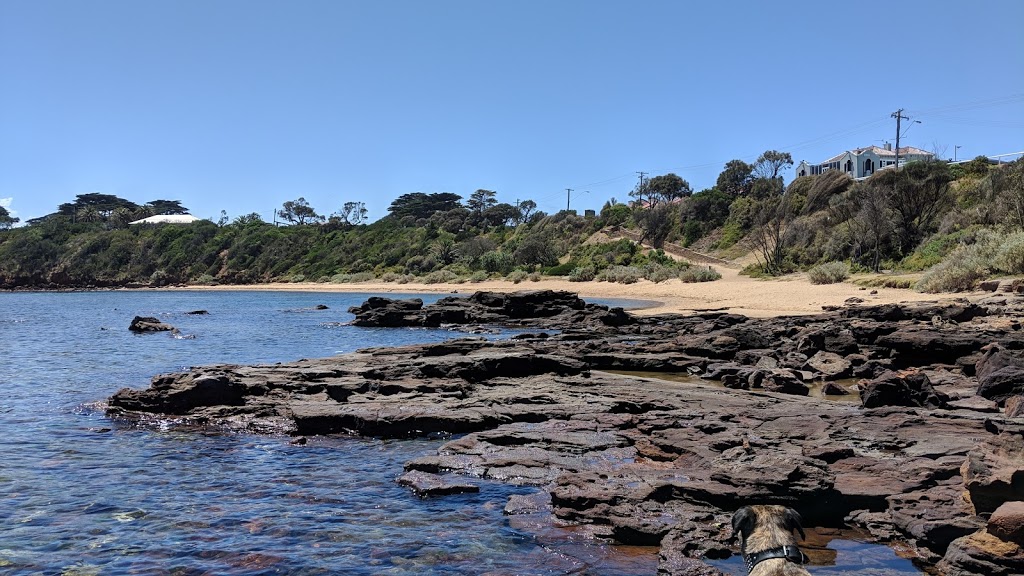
107;291;1024;575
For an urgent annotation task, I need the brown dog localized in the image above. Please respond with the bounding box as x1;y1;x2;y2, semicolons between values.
731;505;811;576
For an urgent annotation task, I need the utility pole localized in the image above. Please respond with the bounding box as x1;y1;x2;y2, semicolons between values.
565;189;573;212
955;146;961;162
636;171;648;205
892;108;909;171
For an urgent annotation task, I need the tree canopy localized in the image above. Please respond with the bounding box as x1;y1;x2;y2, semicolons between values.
387;192;462;220
0;205;18;229
277;197;324;225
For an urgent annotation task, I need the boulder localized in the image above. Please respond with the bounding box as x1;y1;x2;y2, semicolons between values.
761;370;810;396
989;501;1024;545
858;370;947;409
128;316;176;332
804;351;853;379
937;530;1024;576
962;433;1024;514
976;346;1024;405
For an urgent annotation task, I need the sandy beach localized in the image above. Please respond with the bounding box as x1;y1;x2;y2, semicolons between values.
179;267;974;317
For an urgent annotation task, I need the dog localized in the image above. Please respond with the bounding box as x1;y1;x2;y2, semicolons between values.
731;505;811;576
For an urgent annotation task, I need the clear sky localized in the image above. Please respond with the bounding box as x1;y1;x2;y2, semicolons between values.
2;0;1022;224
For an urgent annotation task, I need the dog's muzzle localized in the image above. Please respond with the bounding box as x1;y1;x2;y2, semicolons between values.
743;544;808;574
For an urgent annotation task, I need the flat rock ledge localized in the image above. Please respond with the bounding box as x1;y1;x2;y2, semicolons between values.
107;291;1024;575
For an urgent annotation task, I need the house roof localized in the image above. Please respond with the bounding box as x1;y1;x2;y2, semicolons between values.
814;146;935;164
129;214;202;225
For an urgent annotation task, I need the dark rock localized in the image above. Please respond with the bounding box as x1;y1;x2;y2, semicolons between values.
314;304;329;310
761;370;809;396
396;470;479;497
859;370;948;408
976;345;1024;405
185;310;209;315
820;381;851;396
129;316;176;332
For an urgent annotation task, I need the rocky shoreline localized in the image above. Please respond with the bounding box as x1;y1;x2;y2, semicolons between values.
107;290;1024;575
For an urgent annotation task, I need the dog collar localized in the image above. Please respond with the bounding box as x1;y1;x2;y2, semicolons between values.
743;544;806;574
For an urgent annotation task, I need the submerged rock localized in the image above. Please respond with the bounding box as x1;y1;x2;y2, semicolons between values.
128;316;176;333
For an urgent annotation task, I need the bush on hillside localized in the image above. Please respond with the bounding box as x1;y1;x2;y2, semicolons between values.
568;266;596;282
643;263;678;283
807;261;850;284
507;269;528;284
599;265;641;284
679;266;721;282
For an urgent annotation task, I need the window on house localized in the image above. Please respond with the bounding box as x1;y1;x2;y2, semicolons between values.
865;158;874;173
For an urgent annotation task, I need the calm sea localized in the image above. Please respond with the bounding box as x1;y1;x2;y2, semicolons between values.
0;291;925;575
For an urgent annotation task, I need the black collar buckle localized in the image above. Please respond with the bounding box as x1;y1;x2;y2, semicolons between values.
743;544;807;574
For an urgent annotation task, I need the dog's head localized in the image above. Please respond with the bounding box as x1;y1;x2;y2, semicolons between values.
731;505;806;549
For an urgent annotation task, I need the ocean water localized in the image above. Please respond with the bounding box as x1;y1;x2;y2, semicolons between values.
0;291;925;575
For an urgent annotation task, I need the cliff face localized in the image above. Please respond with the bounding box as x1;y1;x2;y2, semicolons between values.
107;291;1024;575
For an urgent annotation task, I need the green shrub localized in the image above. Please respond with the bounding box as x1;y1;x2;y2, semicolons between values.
469;270;489;283
994;232;1024;274
568;266;596;282
807;261;850;284
423;270;458;284
150;270;172;287
289;274;306;283
395;274;415;284
599;265;641;284
544;262;577;276
915;235;999;292
479;250;514;274
507;269;529;284
194;273;217;286
380;271;400;283
643;263;678;283
678;266;721;283
528;272;541;282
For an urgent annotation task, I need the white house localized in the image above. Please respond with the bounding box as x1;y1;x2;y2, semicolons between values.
795;143;935;180
129;214;202;225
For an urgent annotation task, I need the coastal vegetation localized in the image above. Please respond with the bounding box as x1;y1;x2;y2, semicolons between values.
0;154;1021;291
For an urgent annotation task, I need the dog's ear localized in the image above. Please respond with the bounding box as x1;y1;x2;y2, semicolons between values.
783;507;806;541
731;506;756;542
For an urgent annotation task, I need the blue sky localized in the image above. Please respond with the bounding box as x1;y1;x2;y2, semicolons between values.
2;0;1022;224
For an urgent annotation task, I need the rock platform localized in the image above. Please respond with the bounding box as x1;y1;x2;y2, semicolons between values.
107;290;1024;574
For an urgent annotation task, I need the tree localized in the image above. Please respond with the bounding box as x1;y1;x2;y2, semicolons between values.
387;192;462;220
466;189;498;219
483;203;519;227
644;173;692;206
145;199;189;215
76;206;102;223
58;193;139;219
716;160;754;198
752;150;794;180
432;237;458;265
109;207;134;228
748;181;796;275
233;213;264;226
515;199;537;224
336;201;368;226
0;205;18;229
851;182;894;272
876;160;952;252
277;197;323;225
634;203;676;248
995;159;1024;230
